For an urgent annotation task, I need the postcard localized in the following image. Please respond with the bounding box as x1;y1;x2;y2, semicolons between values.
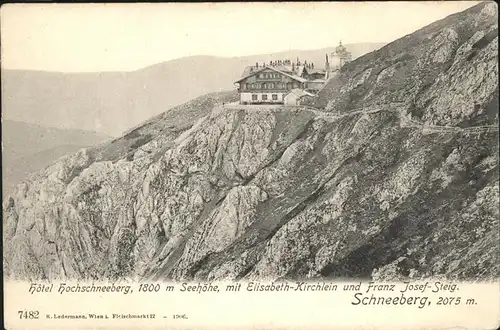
2;2;499;329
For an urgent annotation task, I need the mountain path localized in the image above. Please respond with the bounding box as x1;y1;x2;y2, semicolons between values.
221;101;498;135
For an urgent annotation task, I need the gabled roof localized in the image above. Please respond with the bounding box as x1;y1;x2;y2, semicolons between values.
235;66;307;83
240;64;298;77
286;88;315;98
238;66;263;78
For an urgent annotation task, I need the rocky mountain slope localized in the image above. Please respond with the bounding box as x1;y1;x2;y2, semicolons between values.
2;120;111;196
2;43;384;136
3;2;498;281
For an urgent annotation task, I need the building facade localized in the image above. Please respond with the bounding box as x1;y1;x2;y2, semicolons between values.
235;42;351;105
235;58;326;105
237;67;307;104
284;89;315;106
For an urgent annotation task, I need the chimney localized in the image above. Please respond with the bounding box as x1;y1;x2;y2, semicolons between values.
256;62;259;68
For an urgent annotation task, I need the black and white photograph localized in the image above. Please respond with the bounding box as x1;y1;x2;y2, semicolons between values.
1;2;499;328
2;0;498;282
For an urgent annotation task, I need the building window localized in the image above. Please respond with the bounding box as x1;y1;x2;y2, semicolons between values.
252;94;257;100
262;94;268;101
269;83;274;89
272;94;278;100
245;83;249;90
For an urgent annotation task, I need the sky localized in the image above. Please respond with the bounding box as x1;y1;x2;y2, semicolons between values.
1;1;481;72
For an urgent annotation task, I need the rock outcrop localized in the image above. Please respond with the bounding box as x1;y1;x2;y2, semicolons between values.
3;2;498;281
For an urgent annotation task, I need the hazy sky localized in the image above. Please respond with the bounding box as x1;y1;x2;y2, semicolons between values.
1;2;480;72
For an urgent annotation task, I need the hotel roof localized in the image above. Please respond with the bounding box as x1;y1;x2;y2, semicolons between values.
235;66;307;83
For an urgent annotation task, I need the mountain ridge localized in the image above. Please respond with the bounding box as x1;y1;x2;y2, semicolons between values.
2;120;112;195
3;2;498;282
2;43;385;136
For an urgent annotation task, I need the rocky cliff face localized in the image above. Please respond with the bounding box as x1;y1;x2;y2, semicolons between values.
3;2;498;281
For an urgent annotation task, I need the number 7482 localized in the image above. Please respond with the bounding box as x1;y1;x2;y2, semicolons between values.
18;310;40;319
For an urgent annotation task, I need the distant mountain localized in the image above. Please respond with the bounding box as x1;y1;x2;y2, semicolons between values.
2;120;111;195
1;43;385;136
